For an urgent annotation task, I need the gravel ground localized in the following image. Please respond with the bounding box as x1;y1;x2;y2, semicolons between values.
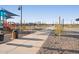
38;31;79;54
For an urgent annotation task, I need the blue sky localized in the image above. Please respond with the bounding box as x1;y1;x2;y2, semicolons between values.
0;5;79;24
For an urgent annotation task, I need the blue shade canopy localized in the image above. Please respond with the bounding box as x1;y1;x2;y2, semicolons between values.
5;16;13;19
76;18;79;21
0;9;18;29
0;9;18;19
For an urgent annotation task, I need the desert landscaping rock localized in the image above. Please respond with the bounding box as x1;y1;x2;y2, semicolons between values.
38;31;79;54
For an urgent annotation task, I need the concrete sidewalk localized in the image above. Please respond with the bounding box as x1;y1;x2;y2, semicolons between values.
0;29;51;54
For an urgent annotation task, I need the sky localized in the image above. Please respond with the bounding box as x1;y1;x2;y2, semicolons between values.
0;5;79;24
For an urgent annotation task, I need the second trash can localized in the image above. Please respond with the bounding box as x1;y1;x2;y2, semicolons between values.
0;33;4;41
12;29;18;39
0;31;4;41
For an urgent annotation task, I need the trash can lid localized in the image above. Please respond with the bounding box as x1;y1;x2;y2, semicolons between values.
0;31;4;34
13;29;18;32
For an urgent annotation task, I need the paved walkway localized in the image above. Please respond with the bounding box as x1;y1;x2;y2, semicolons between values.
0;28;51;54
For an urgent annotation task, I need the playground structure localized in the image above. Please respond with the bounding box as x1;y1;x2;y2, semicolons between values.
0;9;18;32
4;21;16;31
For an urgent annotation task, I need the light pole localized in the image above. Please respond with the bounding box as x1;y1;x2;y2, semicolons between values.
21;6;22;30
18;5;22;31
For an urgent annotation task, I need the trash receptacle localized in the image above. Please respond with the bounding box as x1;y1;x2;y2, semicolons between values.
0;31;4;41
12;29;18;39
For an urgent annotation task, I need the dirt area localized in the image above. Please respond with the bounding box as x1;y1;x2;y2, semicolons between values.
38;31;79;54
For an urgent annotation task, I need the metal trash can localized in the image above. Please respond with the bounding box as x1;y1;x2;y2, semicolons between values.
12;29;18;39
0;31;4;41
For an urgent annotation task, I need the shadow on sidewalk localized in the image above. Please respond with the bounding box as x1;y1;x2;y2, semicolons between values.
19;30;36;34
6;43;33;48
18;37;44;41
